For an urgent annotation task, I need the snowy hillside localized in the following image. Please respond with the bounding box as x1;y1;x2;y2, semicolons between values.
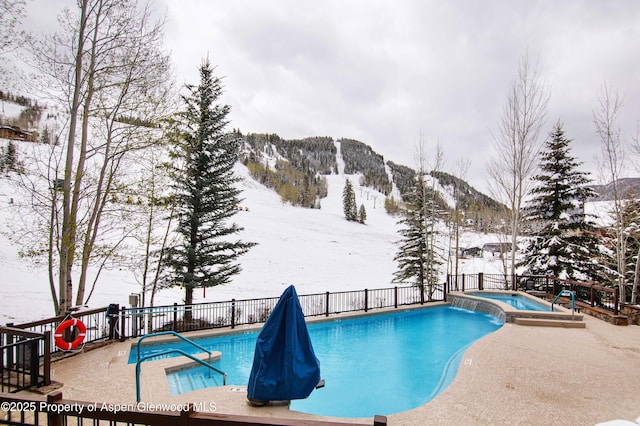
0;138;515;325
0;100;519;325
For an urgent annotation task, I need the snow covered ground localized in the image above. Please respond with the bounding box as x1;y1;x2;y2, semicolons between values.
0;139;512;325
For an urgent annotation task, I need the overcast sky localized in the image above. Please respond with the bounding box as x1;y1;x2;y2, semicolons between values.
20;0;640;193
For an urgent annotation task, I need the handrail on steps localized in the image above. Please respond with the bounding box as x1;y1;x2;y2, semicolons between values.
551;289;575;317
136;349;227;402
135;331;227;402
136;331;213;365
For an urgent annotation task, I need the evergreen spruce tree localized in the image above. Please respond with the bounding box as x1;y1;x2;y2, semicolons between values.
4;141;16;172
165;59;256;320
393;174;443;301
342;179;357;221
358;204;367;224
520;122;600;280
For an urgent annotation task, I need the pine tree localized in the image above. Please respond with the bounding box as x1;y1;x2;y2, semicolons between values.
520;122;600;280
165;59;256;320
4;141;16;171
342;179;357;221
393;174;443;301
358;204;367;224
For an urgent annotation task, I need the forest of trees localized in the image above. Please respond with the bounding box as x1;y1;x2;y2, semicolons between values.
340;138;392;195
241;132;329;208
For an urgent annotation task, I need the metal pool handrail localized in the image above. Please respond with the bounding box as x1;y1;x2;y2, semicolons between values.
135;331;227;402
551;290;575;315
136;331;212;365
135;349;227;402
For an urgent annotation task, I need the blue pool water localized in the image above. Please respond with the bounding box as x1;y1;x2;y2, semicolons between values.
470;293;550;311
130;306;502;418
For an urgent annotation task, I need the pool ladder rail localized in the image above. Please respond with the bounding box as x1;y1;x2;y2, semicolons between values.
551;290;576;319
135;331;227;402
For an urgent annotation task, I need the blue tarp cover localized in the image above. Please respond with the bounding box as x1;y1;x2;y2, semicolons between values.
247;285;321;401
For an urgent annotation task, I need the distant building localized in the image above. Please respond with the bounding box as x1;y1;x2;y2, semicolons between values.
482;242;517;256
0;125;38;142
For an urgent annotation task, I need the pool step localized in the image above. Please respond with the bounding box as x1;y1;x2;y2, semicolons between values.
514;317;586;328
505;311;583;323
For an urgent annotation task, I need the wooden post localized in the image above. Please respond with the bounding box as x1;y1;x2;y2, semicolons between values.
46;391;64;426
43;330;51;385
373;414;388;425
180;403;194;424
479;272;484;291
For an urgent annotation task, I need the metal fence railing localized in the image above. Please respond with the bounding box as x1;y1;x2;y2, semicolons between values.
8;286;444;354
0;327;50;393
120;285;445;339
447;273;514;292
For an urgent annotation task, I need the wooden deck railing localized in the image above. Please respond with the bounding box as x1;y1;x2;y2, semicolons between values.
446;273;621;315
0;327;50;393
0;391;388;426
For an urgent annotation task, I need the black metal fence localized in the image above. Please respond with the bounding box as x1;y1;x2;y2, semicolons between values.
8;285;444;353
447;273;515;292
0;327;50;393
121;285;445;339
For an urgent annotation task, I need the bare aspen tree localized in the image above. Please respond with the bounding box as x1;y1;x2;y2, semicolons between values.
452;158;471;278
18;0;173;315
0;0;26;87
488;54;549;284
593;83;627;302
72;2;173;306
427;142;445;299
412;136;444;300
0;0;25;52
129;139;178;323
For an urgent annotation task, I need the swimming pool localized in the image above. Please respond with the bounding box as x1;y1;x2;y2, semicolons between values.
131;306;502;418
469;292;550;311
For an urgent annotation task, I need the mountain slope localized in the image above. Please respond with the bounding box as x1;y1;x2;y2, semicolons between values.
590;178;640;201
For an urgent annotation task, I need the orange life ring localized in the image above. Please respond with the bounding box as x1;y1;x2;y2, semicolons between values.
54;318;86;350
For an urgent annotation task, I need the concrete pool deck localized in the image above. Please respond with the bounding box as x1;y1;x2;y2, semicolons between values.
29;304;640;425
